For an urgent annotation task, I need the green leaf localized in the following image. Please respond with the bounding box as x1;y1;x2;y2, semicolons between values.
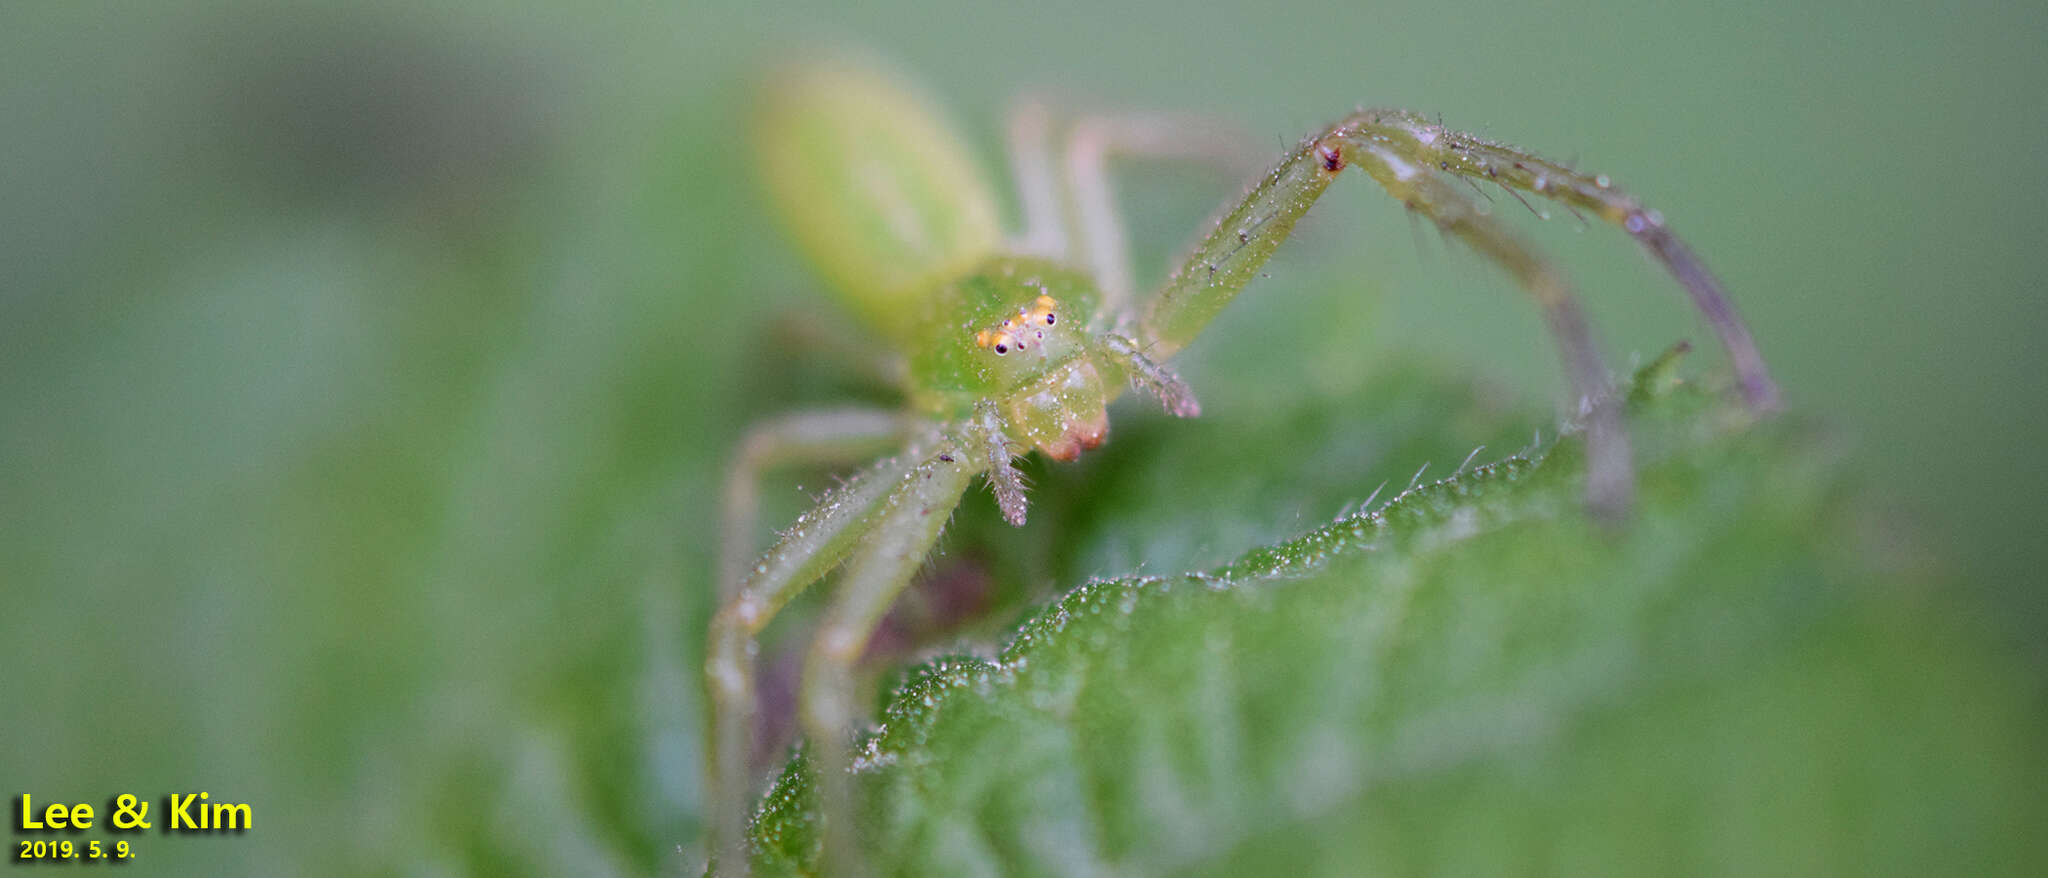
743;370;2048;876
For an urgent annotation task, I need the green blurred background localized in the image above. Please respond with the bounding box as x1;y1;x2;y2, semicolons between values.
4;0;2042;873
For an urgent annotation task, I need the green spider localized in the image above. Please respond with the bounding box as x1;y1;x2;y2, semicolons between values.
704;57;1779;875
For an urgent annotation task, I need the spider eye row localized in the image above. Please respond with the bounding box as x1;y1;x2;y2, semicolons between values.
975;294;1059;356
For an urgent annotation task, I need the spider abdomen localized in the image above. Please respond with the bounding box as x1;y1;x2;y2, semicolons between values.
753;58;1002;343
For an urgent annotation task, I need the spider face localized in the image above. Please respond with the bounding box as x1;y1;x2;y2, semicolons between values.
975;293;1061;355
903;258;1114;460
905;257;1111;426
973;286;1112;460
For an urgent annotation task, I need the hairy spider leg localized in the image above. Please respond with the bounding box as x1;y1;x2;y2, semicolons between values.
1004;100;1068;260
708;407;1018;875
1334;111;1779;411
798;440;982;876
1136;113;1780;515
718;408;906;602
706;441;942;875
1136;117;1631;514
1101;333;1201;417
1061;112;1260;314
973;400;1032;525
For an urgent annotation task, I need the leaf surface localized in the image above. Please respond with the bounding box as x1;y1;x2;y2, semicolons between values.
743;374;2048;876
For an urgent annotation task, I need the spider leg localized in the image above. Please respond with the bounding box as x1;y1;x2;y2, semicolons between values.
1137;119;1632;516
763;310;910;389
705;443;930;876
1061;112;1260;319
718;408;907;602
973;401;1030;525
708;411;1023;874
799;440;981;877
1005;99;1069;260
1100;333;1201;417
1342;110;1781;411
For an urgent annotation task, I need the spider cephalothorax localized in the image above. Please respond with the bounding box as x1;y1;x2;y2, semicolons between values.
905;261;1135;468
706;57;1778;876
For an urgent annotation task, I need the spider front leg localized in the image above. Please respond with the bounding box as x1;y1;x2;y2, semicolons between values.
717;408;906;601
707;445;922;875
1142;111;1781;416
1351;110;1781;411
798;436;983;876
707;411;1020;876
1139;114;1636;514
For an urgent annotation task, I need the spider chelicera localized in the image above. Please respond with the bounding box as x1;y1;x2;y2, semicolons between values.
704;57;1779;875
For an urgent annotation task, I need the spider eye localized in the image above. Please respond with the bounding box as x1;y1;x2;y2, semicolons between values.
1044;313;1056;325
994;344;1008;355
